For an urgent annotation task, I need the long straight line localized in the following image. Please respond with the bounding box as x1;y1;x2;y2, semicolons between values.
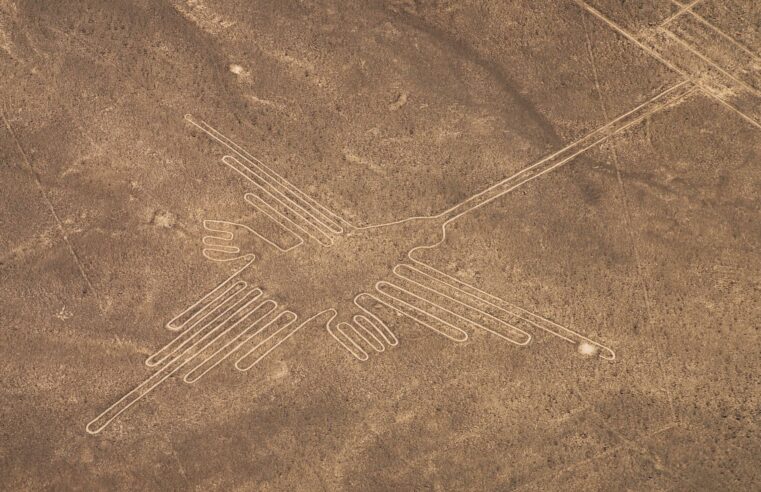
2;107;104;313
581;13;677;423
574;0;689;78
701;90;761;132
661;28;761;97
439;80;694;223
576;0;761;134
661;0;705;27
685;9;761;63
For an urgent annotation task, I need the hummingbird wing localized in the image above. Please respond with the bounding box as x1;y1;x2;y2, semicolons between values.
330;261;615;362
390;262;615;359
185;114;352;247
86;258;301;435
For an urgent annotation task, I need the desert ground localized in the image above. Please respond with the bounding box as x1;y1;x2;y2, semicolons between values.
1;0;760;490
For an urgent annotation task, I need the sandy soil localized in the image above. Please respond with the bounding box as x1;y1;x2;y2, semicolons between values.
1;0;760;490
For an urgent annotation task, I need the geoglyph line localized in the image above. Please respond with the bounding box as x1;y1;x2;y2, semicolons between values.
146;282;253;367
660;28;761;97
575;0;691;78
684;8;761;63
182;308;282;382
352;316;387;352
218;153;335;245
387;266;532;346
329;322;381;361
576;0;761;130
1;109;106;314
184;297;281;375
188;310;297;379
436;80;696;224
242;188;332;246
643;29;761;131
326;293;399;361
185;114;348;235
338;79;696;362
235;310;302;371
86;289;277;434
375;281;473;343
191;114;340;231
192;80;691;365
338;257;615;362
84;0;761;434
660;0;704;28
352;294;400;347
325;293;399;362
394;264;532;345
87;71;695;432
404;261;616;360
202;219;302;260
165;255;256;331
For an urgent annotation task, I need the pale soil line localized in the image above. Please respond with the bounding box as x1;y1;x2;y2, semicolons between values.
437;81;695;224
576;0;761;133
581;12;677;423
185;115;348;234
686;9;761;63
341;82;694;361
661;0;705;28
701;89;761;132
575;0;689;78
1;108;105;314
86;290;277;434
660;28;761;97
